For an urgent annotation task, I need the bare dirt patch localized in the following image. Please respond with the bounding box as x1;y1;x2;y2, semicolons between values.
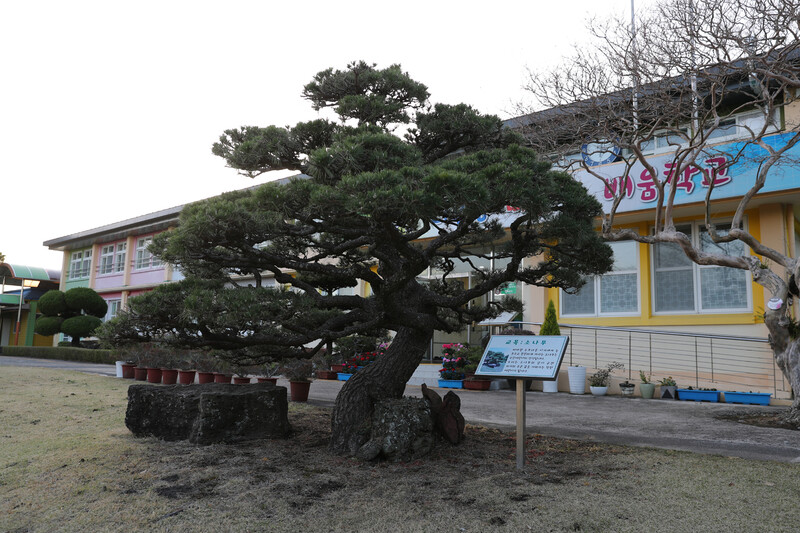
716;409;800;430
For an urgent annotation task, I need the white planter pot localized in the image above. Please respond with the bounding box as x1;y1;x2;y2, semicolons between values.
590;386;608;396
542;380;559;393
115;360;124;378
567;366;586;395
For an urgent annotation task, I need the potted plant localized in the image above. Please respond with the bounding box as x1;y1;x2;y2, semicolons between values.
176;353;198;385
159;352;180;385
619;380;636;397
567;365;587;395
256;362;280;384
677;387;720;402
639;370;655;399
438;348;466;389
213;358;233;384
337;360;358;381
659;376;677;399
463;376;492;391
195;353;217;384
135;345;167;384
232;363;254;384
311;352;337;379
280;359;314;401
723;390;772;405
588;362;623;396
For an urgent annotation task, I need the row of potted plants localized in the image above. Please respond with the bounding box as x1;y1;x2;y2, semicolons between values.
573;363;772;404
115;344;316;401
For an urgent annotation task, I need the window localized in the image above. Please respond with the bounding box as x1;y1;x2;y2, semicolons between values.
98;242;128;276
68;249;92;279
652;223;750;313
561;241;639;316
114;243;127;273
105;299;122;321
135;237;162;270
99;245;115;275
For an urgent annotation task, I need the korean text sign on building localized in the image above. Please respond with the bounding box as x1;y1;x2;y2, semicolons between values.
475;335;569;380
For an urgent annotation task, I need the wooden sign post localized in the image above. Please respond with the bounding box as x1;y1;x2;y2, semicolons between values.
475;335;569;471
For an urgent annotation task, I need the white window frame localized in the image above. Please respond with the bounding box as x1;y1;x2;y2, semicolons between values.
98;242;128;276
134;236;162;270
650;220;752;315
631;109;779;158
69;249;92;280
114;242;127;273
104;299;122;321
560;240;641;318
99;245;115;275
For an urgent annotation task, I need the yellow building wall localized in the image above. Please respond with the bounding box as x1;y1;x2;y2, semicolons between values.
536;209;779;337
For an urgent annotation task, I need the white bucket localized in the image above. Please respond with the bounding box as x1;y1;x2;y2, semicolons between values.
115;360;124;378
567;366;586;394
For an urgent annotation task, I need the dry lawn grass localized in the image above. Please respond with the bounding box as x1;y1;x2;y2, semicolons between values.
2;366;800;532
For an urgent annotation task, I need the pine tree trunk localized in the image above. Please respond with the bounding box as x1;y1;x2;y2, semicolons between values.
328;326;432;455
764;311;800;424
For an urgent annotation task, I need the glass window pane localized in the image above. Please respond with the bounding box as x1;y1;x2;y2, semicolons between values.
700;267;748;310
700;225;745;256
561;281;595;316
654;240;692;268
609;241;637;271
600;273;638;313
654;269;695;312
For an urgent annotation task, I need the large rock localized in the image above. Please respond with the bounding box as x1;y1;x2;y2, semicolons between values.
126;382;290;445
356;397;434;462
421;384;465;444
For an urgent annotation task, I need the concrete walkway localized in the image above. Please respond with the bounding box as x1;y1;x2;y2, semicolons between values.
3;355;799;463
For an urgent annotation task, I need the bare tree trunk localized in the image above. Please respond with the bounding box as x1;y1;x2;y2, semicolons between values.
765;310;800;424
329;326;432;455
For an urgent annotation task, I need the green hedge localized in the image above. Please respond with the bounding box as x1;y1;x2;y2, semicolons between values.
0;346;116;365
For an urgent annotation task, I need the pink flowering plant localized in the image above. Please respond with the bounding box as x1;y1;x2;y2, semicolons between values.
439;344;467;380
340;361;359;374
441;343;466;358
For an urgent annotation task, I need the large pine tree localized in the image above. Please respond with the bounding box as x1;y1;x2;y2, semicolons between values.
102;62;613;453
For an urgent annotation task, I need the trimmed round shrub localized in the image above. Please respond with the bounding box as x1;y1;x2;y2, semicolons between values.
65;288;108;317
34;316;65;336
61;315;103;340
37;290;67;316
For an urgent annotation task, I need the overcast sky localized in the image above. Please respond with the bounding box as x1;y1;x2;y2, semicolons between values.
1;0;644;269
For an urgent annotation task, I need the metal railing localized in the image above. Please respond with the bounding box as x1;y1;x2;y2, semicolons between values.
429;322;790;397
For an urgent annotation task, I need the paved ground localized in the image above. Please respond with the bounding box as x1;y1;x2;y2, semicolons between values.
3;355;799;463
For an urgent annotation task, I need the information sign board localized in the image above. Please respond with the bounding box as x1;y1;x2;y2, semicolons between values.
475;335;568;380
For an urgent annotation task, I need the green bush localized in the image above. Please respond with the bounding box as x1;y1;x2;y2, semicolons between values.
1;346;115;364
540;300;561;336
34;316;64;336
38;290;67;315
64;287;108;317
62;315;103;340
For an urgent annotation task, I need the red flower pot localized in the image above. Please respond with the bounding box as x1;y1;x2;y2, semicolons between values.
134;367;148;381
121;363;136;379
233;376;252;384
197;371;214;384
464;379;491;391
161;368;178;385
331;364;344;373
317;370;338;380
289;381;311;402
214;373;232;384
146;368;162;384
257;377;278;385
178;370;196;384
